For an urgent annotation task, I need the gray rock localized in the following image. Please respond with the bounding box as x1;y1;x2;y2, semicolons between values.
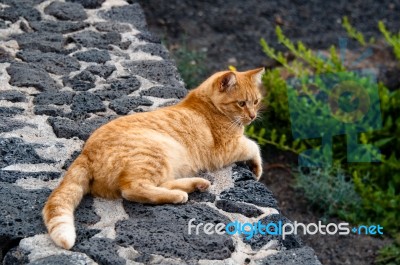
74;238;125;265
0;47;13;63
100;4;146;31
34;91;75;105
133;44;171;60
245;214;302;251
188;191;216;203
28;254;87;265
48;116;114;140
7;62;60;91
44;1;87;21
219;180;278;208
0;90;26;103
17;51;81;75
109;96;153;115
232;163;256;182
73;49;111;63
2;247;30;265
34;105;64;117
255;247;321;265
29;20;88;33
123;60;184;88
85;64;116;79
0;117;31;133
68;30;121;49
0;184;50;240
71;92;105;113
66;0;105;9
14;32;65;53
94;22;131;33
140;86;187;99
62;150;80;170
0;137;54;168
116;203;235;262
94;76;141;100
0;6;41;23
215;199;263;218
0;170;60;183
64;71;96;91
135;30;161;44
0;106;24;117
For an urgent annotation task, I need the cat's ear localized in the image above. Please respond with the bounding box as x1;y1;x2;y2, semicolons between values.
219;72;237;92
249;67;265;86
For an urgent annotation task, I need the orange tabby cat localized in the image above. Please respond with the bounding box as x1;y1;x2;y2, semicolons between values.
43;68;265;249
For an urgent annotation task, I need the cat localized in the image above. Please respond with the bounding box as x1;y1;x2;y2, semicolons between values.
43;67;265;249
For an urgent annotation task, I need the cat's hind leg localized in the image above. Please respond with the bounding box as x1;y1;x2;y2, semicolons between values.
121;179;188;204
160;178;211;193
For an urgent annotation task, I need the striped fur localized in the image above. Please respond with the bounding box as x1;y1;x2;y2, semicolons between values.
43;68;265;249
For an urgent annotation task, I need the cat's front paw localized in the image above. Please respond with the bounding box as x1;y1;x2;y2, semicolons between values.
196;179;211;192
250;161;263;181
172;190;189;204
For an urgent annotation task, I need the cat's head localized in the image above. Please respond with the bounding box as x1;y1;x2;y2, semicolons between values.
208;68;265;126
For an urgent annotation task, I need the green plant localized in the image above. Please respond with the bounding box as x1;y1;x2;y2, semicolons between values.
342;16;375;46
376;236;400;265
171;41;207;89
378;21;400;61
249;22;400;240
295;166;362;221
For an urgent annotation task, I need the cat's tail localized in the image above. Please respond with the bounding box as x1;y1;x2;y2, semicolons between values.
42;155;91;249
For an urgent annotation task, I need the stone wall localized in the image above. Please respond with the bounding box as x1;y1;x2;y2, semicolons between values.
0;0;321;264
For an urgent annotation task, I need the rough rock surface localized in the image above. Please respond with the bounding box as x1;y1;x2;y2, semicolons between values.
0;1;320;264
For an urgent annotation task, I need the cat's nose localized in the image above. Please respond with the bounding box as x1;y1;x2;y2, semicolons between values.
249;113;256;120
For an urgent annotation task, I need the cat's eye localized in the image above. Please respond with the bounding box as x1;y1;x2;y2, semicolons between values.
237;101;246;107
254;99;259;105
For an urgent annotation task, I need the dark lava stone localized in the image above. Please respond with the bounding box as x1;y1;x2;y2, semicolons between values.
0;117;31;133
3;247;30;265
73;238;125;265
63;70;96;91
0;137;54;168
73;49;111;64
68;30;121;49
14;32;65;53
29;20;88;33
66;0;105;9
0;107;24;117
219;180;278;208
7;62;60;91
48;116;114;140
44;1;87;21
116;203;235;261
17;51;80;75
0;6;41;23
27;254;85;265
245;214;302;251
188;191;216;203
109;96;153;115
94;76;141;100
231;163;256;182
0;170;60;183
123;60;184;88
140;86;187;99
34;91;75;105
100;4;146;31
0;47;13;63
215;199;263;218
34;105;64;117
62;150;80;170
85;64;116;79
135;30;161;44
0;90;26;103
94;22;131;33
133;44;170;60
70;92;105;113
255;247;320;265
0;184;50;241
